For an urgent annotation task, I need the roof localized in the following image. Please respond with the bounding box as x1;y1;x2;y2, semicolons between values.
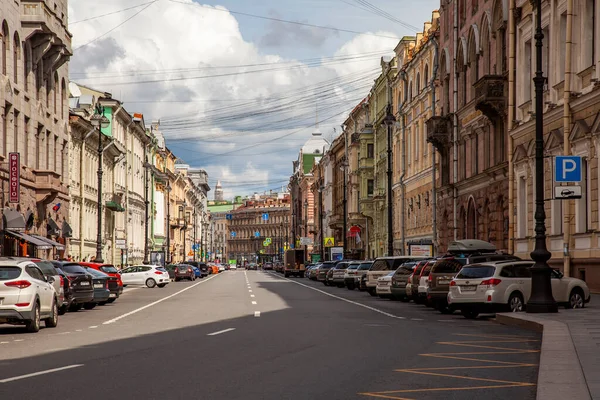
301;128;329;155
208;204;235;213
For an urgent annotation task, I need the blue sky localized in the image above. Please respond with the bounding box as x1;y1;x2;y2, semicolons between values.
69;0;439;199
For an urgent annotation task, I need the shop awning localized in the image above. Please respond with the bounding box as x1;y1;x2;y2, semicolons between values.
30;235;65;251
3;210;25;231
62;221;73;238
106;201;125;212
4;230;53;250
47;218;60;236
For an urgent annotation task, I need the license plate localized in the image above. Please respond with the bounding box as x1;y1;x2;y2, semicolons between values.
79;281;90;286
94;283;103;288
109;293;117;298
461;285;477;291
439;280;451;285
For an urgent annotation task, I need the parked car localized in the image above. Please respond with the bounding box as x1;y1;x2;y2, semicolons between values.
53;267;73;314
78;262;123;302
343;262;361;289
186;261;209;277
263;262;274;271
30;258;67;314
121;265;170;288
448;260;591;319
365;257;427;296
390;261;418;301
356;261;374;291
308;264;321;280
246;263;258;271
81;267;110;309
175;264;195;281
376;272;395;299
330;261;351;287
0;259;59;332
52;262;94;312
407;259;433;301
317;261;337;284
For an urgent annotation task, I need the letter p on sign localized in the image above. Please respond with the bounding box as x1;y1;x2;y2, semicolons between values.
555;156;582;182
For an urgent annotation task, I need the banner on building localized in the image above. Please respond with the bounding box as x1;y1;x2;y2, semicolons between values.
409;244;433;257
9;152;19;203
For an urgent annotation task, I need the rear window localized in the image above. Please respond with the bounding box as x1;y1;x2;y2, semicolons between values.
157;267;167;272
394;265;414;275
336;263;349;270
432;259;463;274
347;264;359;270
358;262;373;270
33;260;57;276
371;260;392;271
85;268;108;277
60;264;88;274
456;266;496;279
0;267;21;280
100;265;118;273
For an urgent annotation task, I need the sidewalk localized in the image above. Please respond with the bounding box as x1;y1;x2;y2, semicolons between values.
496;294;600;400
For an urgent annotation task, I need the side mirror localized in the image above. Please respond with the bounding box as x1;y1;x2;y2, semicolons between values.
47;276;55;284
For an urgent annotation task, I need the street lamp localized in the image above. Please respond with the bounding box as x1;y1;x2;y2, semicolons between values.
383;103;396;257
193;206;197;262
142;157;151;264
180;200;187;263
318;184;325;261
304;199;308;261
527;0;558;313
90;104;110;264
340;161;348;257
165;182;172;264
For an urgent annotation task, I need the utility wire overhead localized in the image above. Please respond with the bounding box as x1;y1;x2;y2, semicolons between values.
69;1;157;25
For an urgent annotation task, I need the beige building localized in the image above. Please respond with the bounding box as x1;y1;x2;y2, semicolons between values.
0;0;72;258
393;13;440;257
509;0;600;290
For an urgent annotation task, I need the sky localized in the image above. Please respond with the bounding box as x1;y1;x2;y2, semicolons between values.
68;0;439;200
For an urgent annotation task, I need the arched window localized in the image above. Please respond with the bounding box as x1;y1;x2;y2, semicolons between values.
13;33;19;84
416;73;421;93
466;199;477;239
468;29;479;101
53;72;58;114
61;78;67;120
480;16;491;75
424;64;429;86
1;22;8;76
457;41;467;106
409;81;413;101
23;42;30;91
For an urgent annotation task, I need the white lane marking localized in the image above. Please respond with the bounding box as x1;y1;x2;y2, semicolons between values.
270;273;406;320
13;339;24;342
250;294;255;298
248;290;252;293
0;342;9;344
75;329;82;332
0;364;84;383
438;319;456;322
103;274;220;325
252;301;257;305
254;311;261;317
207;328;236;336
89;326;98;329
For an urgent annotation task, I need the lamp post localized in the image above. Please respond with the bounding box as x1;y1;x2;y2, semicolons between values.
383;103;396;257
304;199;308;262
143;156;151;264
527;0;558;313
318;184;324;261
341;162;348;257
285;214;289;254
165;182;172;264
90;105;110;264
193;206;197;262
180;200;187;263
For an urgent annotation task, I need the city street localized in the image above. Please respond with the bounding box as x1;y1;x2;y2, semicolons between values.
0;271;540;400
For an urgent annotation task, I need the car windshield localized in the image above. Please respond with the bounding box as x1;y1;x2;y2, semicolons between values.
370;260;391;271
85;268;108;277
347;264;359;270
100;265;119;273
60;264;88;274
33;260;57;276
0;267;21;280
358;262;373;270
456;266;496;279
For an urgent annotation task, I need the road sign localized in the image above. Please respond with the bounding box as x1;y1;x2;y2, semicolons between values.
9;153;19;203
324;237;335;247
262;213;269;221
300;237;313;246
555;156;582;182
263;240;268;247
265;237;272;244
115;238;127;249
254;231;260;237
231;231;237;237
192;244;199;250
554;185;582;199
226;214;233;220
187;251;193;256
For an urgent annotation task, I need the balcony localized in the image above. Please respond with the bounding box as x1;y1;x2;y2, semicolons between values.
33;170;62;205
21;1;72;66
426;116;451;151
474;75;507;121
105;193;125;212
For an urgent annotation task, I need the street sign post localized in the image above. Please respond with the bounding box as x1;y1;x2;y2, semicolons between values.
324;237;335;247
226;214;233;220
555;156;582;182
231;231;236;237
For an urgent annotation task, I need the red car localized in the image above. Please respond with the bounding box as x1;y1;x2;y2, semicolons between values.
174;264;195;281
79;262;123;302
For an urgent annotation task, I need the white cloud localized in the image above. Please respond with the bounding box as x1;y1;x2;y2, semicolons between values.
68;0;400;199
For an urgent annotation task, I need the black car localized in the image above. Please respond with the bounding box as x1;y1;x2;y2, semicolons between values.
246;263;258;270
185;261;209;278
52;262;94;312
82;267;111;308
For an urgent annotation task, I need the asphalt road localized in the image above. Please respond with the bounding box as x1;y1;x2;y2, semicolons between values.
0;270;540;400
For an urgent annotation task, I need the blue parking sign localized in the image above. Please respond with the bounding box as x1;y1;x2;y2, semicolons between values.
555;156;582;182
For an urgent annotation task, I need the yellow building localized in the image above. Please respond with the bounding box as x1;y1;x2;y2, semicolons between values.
392;12;440;256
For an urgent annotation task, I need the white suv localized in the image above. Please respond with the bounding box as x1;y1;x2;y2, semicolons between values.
0;259;59;332
448;260;591;318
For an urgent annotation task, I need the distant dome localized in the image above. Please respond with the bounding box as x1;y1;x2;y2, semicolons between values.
301;128;329;154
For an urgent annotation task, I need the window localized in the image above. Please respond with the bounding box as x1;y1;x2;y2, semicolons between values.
558;13;567;81
584;0;595;68
424;64;429;86
517;175;527;237
575;158;590;233
456;266;496;279
24;117;29;165
23;43;29;91
26;266;45;282
13;33;19;84
415;123;419;160
523;40;532;102
13;109;18;154
367;143;374;158
1;22;7;76
367;179;374;196
416;73;421;93
2;104;7;156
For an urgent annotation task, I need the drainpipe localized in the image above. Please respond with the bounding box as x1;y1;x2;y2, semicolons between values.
399;71;407;255
452;0;459;240
431;37;439;256
508;0;516;254
562;0;574;277
81;128;95;260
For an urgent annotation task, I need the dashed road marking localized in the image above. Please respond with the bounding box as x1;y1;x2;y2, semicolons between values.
207;328;236;336
411;318;423;321
0;364;84;383
89;326;98;329
252;301;257;305
0;342;9;344
13;339;24;342
249;290;252;293
250;294;255;298
254;311;261;317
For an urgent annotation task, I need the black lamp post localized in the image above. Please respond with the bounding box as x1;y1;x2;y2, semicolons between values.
90;105;110;263
527;0;558;313
180;200;187;263
341;162;348;257
285;214;289;253
143;157;151;264
193;206;197;262
318;184;324;261
304;199;308;261
383;103;396;257
165;182;172;264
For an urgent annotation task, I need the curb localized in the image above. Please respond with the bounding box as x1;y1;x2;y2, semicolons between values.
496;313;592;400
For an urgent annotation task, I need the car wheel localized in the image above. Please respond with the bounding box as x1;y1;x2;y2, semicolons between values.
146;278;157;288
508;292;524;312
45;299;59;328
98;301;107;306
106;298;116;303
58;303;68;315
175;277;180;282
83;303;96;310
157;283;166;288
461;309;479;319
399;296;409;303
347;284;355;290
26;301;41;333
568;288;585;309
69;303;82;312
368;288;377;297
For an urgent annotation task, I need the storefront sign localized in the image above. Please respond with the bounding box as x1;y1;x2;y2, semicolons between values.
9;153;20;203
409;244;433;257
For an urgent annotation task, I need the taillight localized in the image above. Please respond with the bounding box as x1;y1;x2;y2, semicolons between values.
450;281;456;286
59;276;64;286
480;278;502;286
155;271;163;275
15;303;30;307
5;280;31;289
428;274;433;282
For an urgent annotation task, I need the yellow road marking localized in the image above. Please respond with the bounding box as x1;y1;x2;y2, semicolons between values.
360;383;534;397
393;369;535;385
453;333;538;340
403;364;538;371
435;342;538;351
358;393;413;400
421;353;537;365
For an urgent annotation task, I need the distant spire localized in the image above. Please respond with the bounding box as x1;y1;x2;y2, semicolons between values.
316;104;319;128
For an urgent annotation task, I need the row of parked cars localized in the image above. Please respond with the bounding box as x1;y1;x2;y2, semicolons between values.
296;240;591;319
0;257;224;333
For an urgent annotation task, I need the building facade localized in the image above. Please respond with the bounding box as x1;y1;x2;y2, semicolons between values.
356;98;376;259
429;0;509;253
0;0;72;258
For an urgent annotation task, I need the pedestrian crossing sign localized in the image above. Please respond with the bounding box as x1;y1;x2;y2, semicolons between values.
324;237;335;247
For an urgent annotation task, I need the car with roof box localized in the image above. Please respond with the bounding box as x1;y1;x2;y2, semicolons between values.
365;256;428;297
